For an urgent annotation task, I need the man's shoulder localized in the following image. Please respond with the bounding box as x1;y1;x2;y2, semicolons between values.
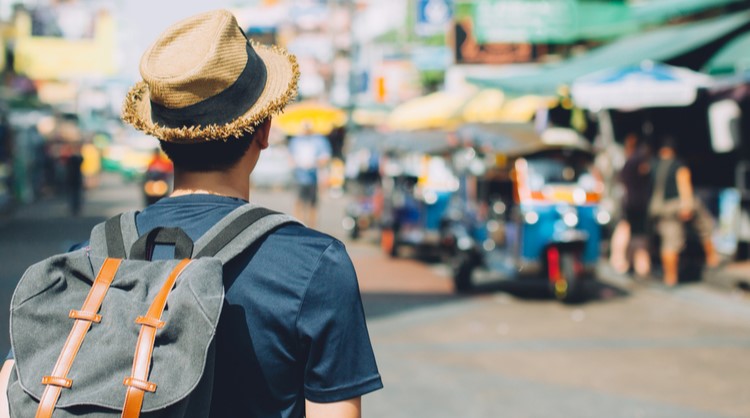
265;222;343;254
235;223;354;294
257;223;354;277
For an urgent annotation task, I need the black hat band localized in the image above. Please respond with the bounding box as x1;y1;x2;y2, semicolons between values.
150;42;268;129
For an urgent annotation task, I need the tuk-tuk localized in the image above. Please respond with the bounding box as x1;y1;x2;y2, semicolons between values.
447;124;611;302
377;130;460;258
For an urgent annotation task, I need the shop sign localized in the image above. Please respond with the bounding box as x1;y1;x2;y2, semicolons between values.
416;0;453;36
453;21;535;65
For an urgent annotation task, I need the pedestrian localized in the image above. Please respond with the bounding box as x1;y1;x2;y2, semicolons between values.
63;142;84;216
288;120;331;228
0;10;381;418
609;133;652;277
648;135;719;286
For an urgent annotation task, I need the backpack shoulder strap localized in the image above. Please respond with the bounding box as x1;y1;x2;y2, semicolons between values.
192;204;300;264
89;211;139;258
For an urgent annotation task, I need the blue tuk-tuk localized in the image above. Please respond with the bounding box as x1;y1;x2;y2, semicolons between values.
377;130;460;258
447;124;611;302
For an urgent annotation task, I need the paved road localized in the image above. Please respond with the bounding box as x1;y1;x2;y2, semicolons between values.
1;174;749;417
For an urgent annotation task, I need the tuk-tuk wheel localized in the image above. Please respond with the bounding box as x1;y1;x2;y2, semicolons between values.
349;223;360;240
453;256;476;293
554;252;585;304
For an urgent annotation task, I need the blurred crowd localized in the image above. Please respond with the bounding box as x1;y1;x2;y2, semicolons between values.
609;133;721;287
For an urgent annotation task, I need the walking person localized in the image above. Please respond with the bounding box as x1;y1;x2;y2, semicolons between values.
63;143;84;216
610;133;652;277
648;136;719;287
288;121;331;228
0;10;381;418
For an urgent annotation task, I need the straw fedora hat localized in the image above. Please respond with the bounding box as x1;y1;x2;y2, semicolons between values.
122;9;299;143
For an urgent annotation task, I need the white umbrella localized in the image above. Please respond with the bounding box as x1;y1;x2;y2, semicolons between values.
571;61;714;111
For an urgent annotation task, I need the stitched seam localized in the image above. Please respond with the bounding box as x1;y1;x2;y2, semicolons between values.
11;250;90;311
305;374;383;397
186;272;219;326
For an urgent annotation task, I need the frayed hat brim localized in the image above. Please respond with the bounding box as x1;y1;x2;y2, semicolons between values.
122;42;299;143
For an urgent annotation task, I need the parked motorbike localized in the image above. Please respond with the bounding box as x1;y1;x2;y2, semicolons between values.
142;168;172;206
141;150;174;206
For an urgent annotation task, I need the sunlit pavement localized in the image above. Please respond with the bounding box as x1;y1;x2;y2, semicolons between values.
1;174;749;417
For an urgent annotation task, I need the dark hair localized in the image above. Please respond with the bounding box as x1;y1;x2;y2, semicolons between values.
159;129;257;172
658;135;678;151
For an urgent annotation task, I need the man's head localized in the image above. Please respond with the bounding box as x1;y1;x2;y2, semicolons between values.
300;120;314;136
658;135;678;159
122;10;299;172
623;132;639;155
159;119;270;171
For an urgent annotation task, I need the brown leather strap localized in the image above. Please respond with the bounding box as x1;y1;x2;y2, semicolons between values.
121;259;192;418
68;309;102;323
36;258;122;418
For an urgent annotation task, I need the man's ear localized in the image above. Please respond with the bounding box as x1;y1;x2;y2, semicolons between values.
256;119;272;150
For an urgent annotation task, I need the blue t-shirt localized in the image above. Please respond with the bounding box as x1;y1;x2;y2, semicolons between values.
288;134;331;185
135;195;382;417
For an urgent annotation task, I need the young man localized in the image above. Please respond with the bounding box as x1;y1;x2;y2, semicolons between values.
288;121;331;227
0;10;381;418
649;136;719;286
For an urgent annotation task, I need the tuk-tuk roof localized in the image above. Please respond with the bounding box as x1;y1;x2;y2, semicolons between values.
458;123;592;156
381;130;456;154
346;128;460;163
346;128;383;153
347;128;456;155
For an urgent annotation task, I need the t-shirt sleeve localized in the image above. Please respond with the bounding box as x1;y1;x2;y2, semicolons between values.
69;240;89;252
296;240;383;403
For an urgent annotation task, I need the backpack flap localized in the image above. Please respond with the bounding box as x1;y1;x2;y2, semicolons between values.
9;252;224;413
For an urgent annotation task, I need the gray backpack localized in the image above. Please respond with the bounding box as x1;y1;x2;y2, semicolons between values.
8;204;297;418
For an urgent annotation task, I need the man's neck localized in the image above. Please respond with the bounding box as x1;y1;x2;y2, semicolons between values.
171;167;250;201
169;134;263;201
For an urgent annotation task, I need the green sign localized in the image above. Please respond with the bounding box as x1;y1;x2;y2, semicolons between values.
472;0;633;44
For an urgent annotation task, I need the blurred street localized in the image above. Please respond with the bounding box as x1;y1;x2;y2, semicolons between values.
1;176;749;418
0;1;750;417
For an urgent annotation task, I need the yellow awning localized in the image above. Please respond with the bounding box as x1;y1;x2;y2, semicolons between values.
497;96;558;123
385;90;475;131
274;100;347;136
460;89;506;124
386;89;556;131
